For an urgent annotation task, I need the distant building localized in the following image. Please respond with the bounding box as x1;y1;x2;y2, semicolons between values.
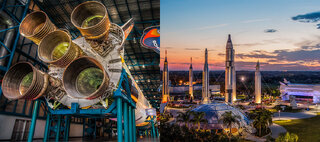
280;79;320;103
191;103;254;132
170;85;220;95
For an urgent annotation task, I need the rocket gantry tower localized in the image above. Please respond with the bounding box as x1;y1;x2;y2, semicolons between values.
202;48;210;104
161;50;170;103
255;61;262;104
189;57;194;101
225;34;236;104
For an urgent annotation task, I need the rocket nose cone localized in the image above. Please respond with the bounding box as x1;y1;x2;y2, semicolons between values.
228;34;231;42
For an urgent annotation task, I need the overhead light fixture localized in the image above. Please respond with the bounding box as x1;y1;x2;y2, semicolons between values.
133;37;137;43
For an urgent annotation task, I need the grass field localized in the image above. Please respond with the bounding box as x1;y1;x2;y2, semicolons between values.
274;115;320;142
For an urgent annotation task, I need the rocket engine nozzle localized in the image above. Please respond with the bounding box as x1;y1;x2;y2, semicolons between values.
2;62;49;100
63;56;109;99
71;1;110;41
38;30;83;67
19;11;56;45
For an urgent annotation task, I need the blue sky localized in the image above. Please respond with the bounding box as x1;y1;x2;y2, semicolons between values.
160;0;320;71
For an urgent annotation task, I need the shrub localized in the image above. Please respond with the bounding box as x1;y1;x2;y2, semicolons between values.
275;132;298;142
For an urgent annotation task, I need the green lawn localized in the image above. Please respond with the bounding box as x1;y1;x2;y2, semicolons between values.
274;115;320;142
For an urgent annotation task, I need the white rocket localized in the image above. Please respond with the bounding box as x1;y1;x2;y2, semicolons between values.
202;48;210;104
189;57;194;101
225;34;236;104
255;61;261;104
161;50;170;103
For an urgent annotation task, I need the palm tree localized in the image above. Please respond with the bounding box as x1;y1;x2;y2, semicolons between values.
252;109;273;137
220;111;241;142
191;111;207;130
177;110;191;128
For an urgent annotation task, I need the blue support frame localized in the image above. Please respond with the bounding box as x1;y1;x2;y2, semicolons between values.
145;115;158;138
132;107;137;142
128;106;133;142
123;102;129;142
44;113;51;141
28;69;137;142
27;100;40;142
116;98;123;142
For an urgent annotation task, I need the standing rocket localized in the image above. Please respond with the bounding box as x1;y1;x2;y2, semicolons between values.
202;48;210;104
161;50;170;103
225;34;236;104
189;57;194;101
255;61;261;104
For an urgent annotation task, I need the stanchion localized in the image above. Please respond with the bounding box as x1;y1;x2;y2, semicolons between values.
117;98;123;142
44;113;51;141
123;102;129;142
56;115;62;142
132;109;137;142
128;106;133;142
27;100;40;142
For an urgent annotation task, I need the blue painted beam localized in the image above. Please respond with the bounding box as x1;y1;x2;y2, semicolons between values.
123;102;129;142
116;98;123;142
44;113;51;142
132;107;137;142
27;100;40;142
128;105;133;142
55;115;62;142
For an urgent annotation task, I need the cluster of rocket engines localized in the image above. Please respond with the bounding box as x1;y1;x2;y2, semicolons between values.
2;1;152;125
162;34;262;104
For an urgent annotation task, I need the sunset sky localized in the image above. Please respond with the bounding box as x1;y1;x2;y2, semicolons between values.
160;0;320;71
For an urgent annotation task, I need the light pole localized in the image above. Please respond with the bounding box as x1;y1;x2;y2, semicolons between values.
278;110;281;121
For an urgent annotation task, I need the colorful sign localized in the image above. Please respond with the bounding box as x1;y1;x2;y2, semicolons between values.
140;26;160;53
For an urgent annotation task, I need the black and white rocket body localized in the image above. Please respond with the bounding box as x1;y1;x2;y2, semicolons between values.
202;48;210;104
225;34;236;104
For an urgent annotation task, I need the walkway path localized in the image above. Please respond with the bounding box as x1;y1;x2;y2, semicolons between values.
269;123;286;139
272;111;316;121
245;133;266;142
270;110;317;139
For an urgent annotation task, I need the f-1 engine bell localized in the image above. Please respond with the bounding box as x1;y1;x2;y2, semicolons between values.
63;56;110;100
38;30;83;67
2;62;49;100
71;1;110;41
19;11;56;45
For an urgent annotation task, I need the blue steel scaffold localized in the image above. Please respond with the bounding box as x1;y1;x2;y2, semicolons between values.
28;69;137;142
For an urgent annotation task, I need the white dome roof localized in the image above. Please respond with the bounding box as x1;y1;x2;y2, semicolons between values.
191;103;251;129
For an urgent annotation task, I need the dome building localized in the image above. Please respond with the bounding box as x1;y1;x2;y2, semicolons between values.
191;103;255;133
